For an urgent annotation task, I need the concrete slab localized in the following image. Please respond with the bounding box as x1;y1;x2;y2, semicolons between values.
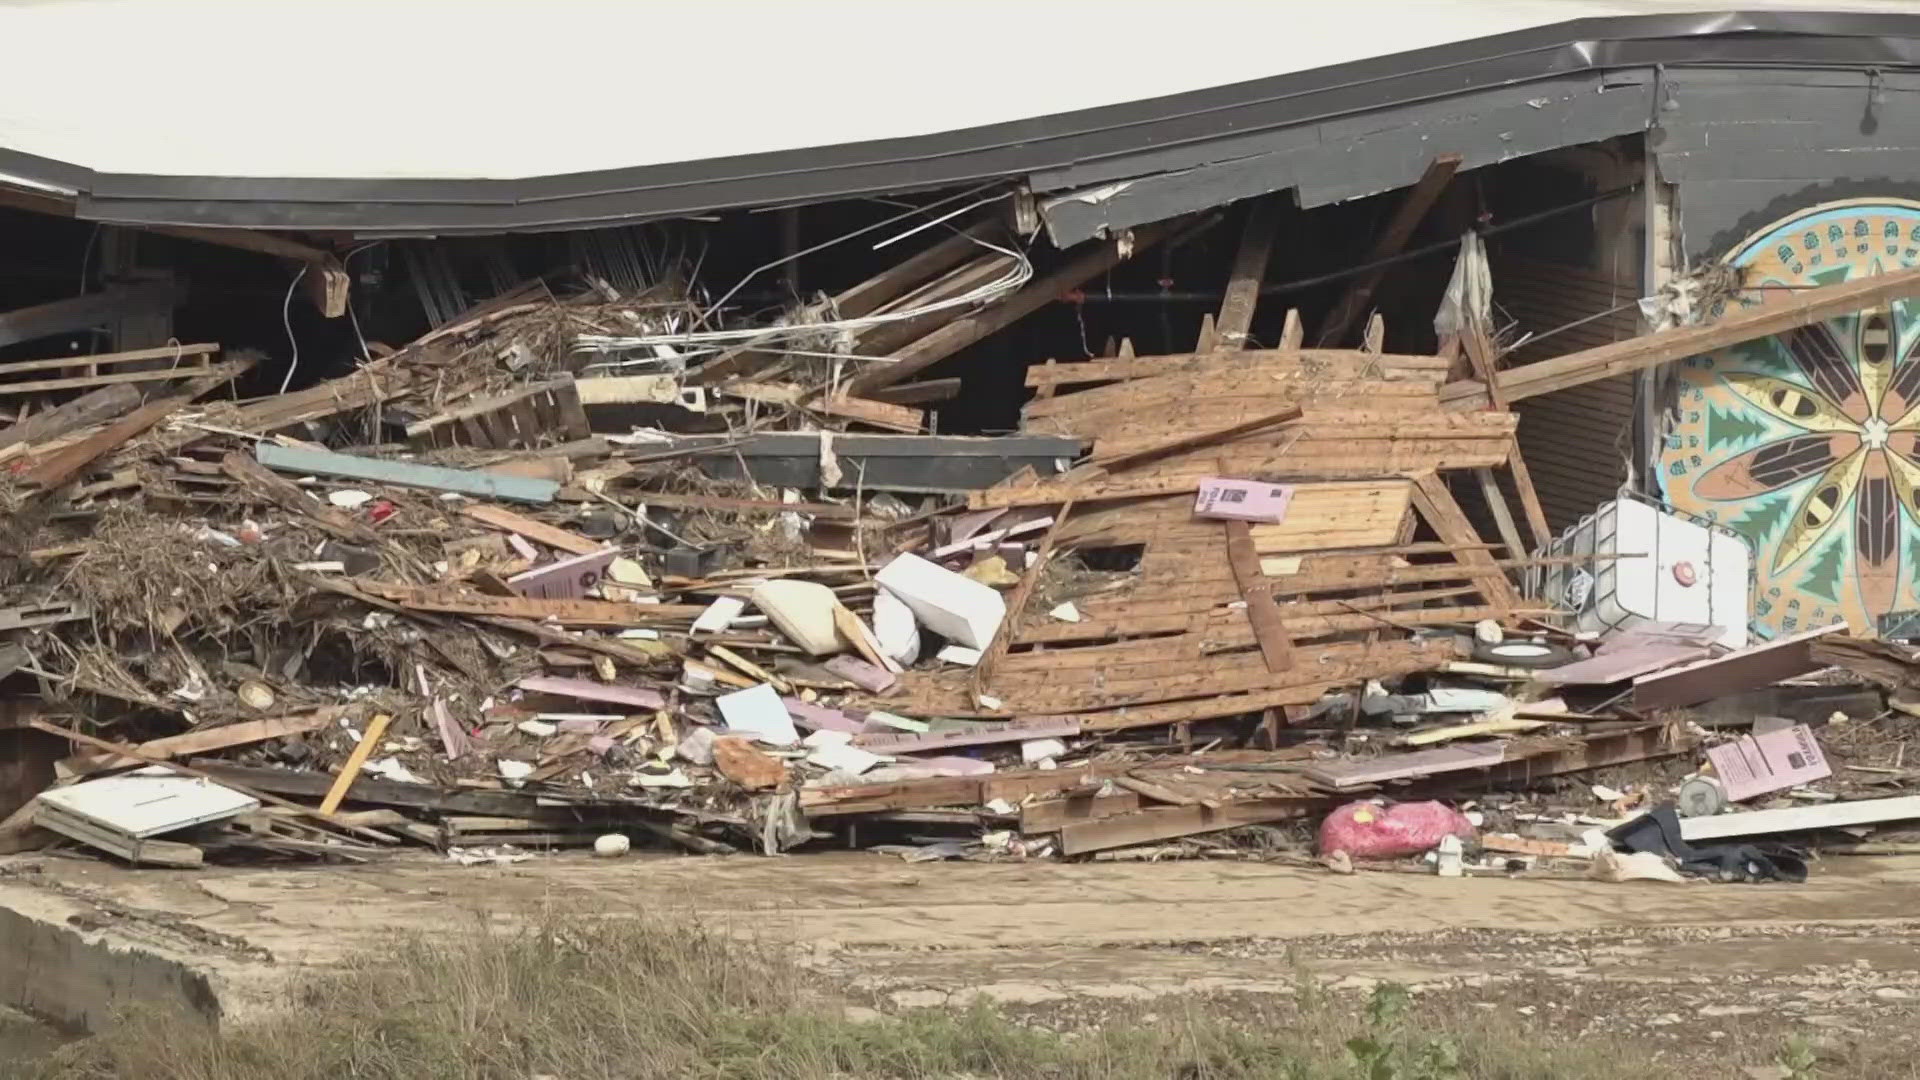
7;851;1920;1032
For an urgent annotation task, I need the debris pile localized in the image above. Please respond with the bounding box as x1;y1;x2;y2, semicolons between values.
3;220;1920;883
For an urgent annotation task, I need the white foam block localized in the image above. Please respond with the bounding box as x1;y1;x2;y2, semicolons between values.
875;552;1006;649
716;683;799;745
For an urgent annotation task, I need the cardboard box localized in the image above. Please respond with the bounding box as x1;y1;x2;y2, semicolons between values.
1706;723;1831;802
1194;478;1294;523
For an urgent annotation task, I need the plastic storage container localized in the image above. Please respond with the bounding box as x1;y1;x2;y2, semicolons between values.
1531;492;1752;649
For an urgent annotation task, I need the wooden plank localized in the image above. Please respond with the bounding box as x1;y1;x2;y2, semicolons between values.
1278;308;1303;350
191;761;541;816
1505;439;1554;548
966;437;1512;507
254;442;559;504
855;252;1023;356
1090;405;1303;473
846;218;1181;394
1317;154;1461;346
404;378;577;447
1015;598;1508;649
0;281;182;350
1215;197;1284;348
974;500;1073;697
0;358;238;397
1058;797;1318;855
461;504;604;554
1113;773;1202;807
0;383;140;451
634;490;857;521
1305;743;1508;788
1018;792;1142;832
867;379;962;405
801;765;1093;816
1024;351;1449;389
349;581;702;627
1450;264;1920;405
719;382;924;431
318;713;392;816
64;710;341;775
890;638;1450;721
1475;466;1529;562
0;341;217;377
1410;472;1520;610
814;394;923;432
1224;520;1293;674
833;220;1003;320
852;716;1080;753
19;363;251;490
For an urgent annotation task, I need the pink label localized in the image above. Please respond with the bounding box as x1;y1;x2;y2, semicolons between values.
1194;478;1294;522
1706;724;1831;803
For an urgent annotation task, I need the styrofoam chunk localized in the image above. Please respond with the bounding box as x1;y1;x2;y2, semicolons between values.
936;644;982;666
875;553;1005;650
871;588;922;665
716;683;799;744
691;595;747;634
1021;737;1068;764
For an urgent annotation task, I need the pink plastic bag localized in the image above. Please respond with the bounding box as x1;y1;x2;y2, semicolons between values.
1317;800;1475;859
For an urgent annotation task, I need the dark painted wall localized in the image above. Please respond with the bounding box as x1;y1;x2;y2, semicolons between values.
1657;69;1920;258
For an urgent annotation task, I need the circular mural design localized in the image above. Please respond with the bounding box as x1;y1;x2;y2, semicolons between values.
1659;198;1920;640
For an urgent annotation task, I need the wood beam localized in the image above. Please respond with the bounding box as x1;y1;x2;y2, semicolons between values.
0;383;140;452
1505;437;1553;548
0;281;183;350
1214;197;1285;348
845;218;1181;394
1446;265;1920;406
1409;472;1521;611
1317;154;1462;346
1475;466;1529;564
19;363;250;490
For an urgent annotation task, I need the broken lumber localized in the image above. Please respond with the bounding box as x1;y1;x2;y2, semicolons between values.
1448;264;1920;405
0;382;140;452
1318;154;1460;346
64;709;341;775
20;362;251;490
318;713;392;815
461;504;605;554
845;218;1182;394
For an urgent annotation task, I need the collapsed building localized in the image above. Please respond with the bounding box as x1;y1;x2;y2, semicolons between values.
3;1;1920;886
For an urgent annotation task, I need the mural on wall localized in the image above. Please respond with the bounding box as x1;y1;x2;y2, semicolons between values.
1659;198;1920;640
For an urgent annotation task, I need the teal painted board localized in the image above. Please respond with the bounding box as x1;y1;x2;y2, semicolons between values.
253;443;558;504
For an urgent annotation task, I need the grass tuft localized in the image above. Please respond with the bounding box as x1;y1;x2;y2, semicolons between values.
15;915;1662;1080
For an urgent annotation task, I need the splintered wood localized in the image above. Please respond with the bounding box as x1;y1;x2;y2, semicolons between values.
878;343;1534;723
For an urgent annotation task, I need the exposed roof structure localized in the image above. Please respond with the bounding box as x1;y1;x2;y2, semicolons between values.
1;1;1918;233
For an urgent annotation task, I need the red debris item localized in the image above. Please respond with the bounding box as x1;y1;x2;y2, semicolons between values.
236;520;264;545
367;500;398;524
1318;800;1475;859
